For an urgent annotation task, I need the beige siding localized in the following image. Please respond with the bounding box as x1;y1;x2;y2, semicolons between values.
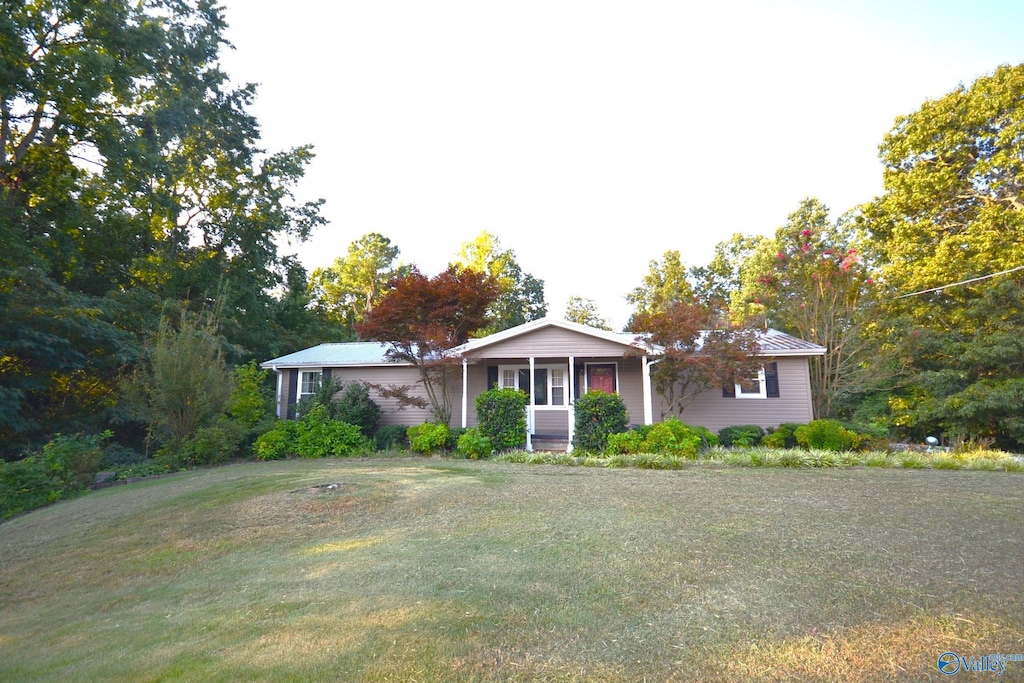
465;326;634;359
657;357;815;431
325;366;437;427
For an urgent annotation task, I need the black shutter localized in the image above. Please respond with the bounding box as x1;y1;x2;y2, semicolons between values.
287;369;299;418
322;367;332;383
765;362;780;398
722;382;735;398
487;366;498;390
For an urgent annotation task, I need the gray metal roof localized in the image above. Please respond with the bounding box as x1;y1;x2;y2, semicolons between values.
757;328;827;356
261;342;399;368
261;324;825;368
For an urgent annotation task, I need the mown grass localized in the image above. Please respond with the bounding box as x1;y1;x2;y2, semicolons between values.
1;459;1022;682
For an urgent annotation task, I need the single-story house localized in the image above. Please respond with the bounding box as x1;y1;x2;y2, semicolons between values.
261;317;826;450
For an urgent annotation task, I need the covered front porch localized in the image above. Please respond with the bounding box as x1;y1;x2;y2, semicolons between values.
457;353;658;452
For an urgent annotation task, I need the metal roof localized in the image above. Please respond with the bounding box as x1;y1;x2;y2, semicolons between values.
261;323;825;368
757;328;827;356
261;342;399;368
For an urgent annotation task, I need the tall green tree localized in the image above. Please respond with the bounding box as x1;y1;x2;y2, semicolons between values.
565;295;611;330
863;63;1024;447
454;232;546;334
739;198;876;419
688;234;767;321
626;250;694;320
0;1;324;455
309;233;404;330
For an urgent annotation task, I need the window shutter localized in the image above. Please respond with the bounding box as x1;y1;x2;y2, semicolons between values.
487;366;498;389
765;362;780;398
287;369;299;418
722;383;735;398
322;367;332;382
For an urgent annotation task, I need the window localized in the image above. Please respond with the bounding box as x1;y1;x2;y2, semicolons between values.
736;368;767;399
723;362;779;399
299;370;322;401
497;364;568;407
550;369;565;406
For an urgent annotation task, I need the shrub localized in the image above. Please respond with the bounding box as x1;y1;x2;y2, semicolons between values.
374;425;409;451
761;423;802;449
794;419;859;451
252;406;370;460
574;390;629;452
475;387;527;451
0;432;111;519
693;425;720;450
607;430;645;455
294;405;370;458
332;382;383;437
179;420;245;465
254;423;295;460
456;428;492;459
718;424;766;447
639;418;702;458
408;422;450;454
842;421;891;452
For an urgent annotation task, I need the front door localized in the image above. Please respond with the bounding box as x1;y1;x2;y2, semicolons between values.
587;364;616;394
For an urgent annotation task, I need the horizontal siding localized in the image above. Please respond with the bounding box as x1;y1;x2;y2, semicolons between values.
322;366;437;427
659;357;815;432
466;327;634;359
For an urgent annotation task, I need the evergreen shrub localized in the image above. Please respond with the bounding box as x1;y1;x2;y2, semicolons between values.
475;387;527;450
408;422;450;454
574;390;629;452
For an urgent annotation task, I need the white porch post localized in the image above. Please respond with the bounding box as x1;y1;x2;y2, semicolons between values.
526;356;535;451
567;356;575;453
461;358;468;429
642;356;654;425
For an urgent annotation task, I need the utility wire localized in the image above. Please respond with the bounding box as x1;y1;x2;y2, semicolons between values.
895;264;1024;299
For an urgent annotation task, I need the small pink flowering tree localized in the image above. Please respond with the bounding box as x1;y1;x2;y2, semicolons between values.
740;198;876;418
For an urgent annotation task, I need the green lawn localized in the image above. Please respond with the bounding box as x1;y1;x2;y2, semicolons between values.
1;459;1021;682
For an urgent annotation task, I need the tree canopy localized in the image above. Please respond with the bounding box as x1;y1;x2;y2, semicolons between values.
356;266;498;424
863;63;1024;447
454;231;546;335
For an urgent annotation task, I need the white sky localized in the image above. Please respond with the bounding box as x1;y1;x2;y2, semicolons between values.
219;0;1024;331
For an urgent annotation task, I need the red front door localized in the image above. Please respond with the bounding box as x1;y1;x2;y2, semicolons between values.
588;364;616;394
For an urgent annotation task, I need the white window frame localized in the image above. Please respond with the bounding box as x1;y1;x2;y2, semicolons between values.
299;369;322;402
735;367;767;399
497;364;569;408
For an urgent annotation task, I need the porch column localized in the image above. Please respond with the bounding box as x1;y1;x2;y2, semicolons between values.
642;356;654;425
526;356;535;451
567;356;575;453
461;358;468;428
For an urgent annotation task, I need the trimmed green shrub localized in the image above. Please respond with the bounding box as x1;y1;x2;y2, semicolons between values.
408;422;450;454
607;430;645;455
374;425;409;451
179;420;245;465
254;423;295;460
252;406;370;459
794;419;859;451
456;428;493;459
332;382;383;437
639;418;702;458
761;422;802;449
574;390;629;452
475;387;527;451
718;424;766;447
693;425;720;450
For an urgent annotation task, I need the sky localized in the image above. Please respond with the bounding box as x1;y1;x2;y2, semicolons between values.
218;0;1024;331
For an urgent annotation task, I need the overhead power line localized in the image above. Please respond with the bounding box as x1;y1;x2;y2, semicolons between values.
895;264;1024;299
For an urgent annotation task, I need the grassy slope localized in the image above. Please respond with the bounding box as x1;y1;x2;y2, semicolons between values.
1;460;1022;682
